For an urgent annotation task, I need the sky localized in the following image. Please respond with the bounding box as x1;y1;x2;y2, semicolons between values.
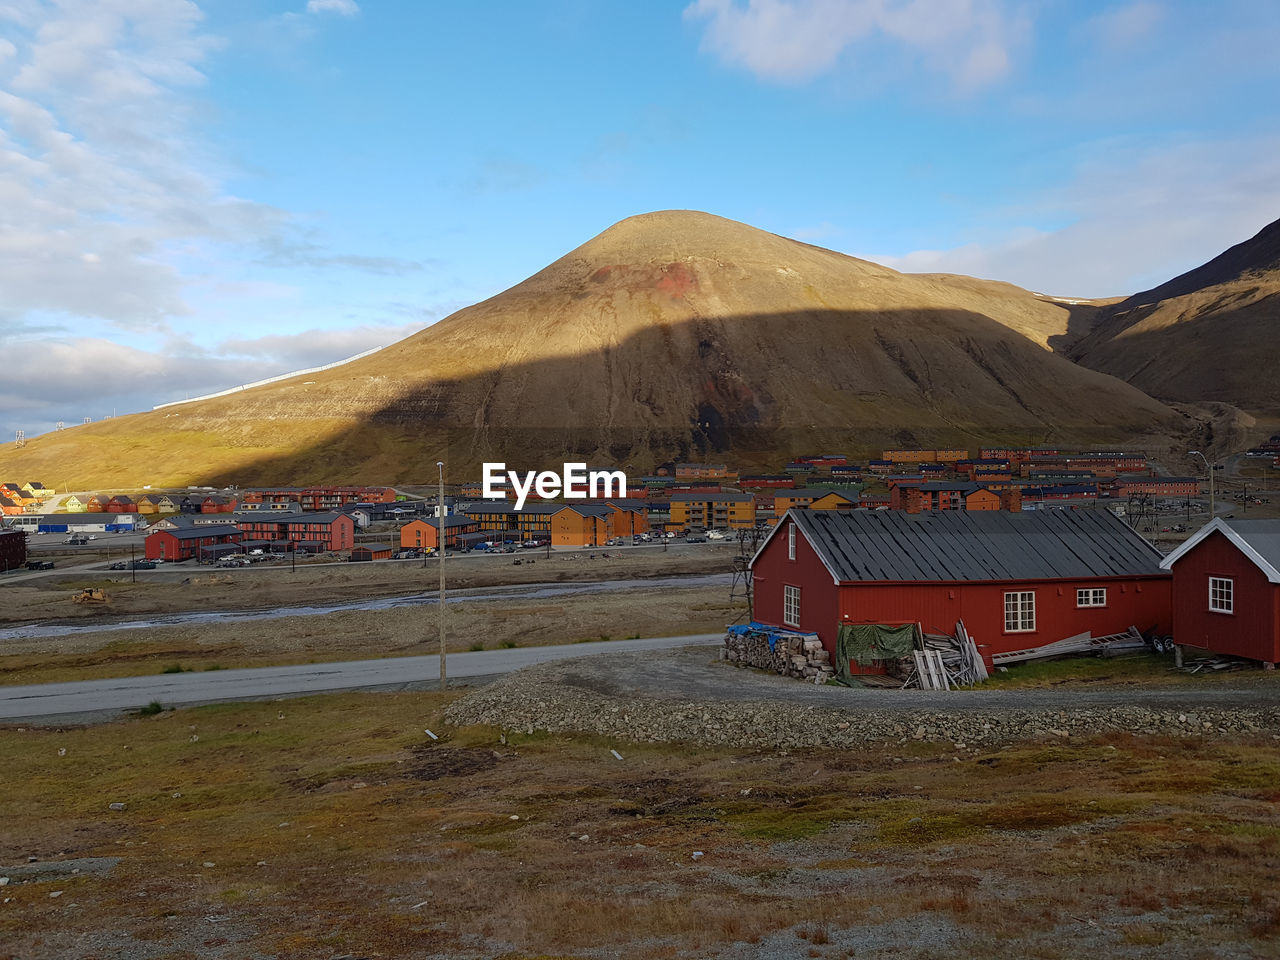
2;0;1279;438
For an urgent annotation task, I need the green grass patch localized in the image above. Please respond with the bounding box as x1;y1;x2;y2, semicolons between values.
985;653;1178;689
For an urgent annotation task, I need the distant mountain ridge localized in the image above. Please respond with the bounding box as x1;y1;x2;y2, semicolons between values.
0;210;1253;488
1069;215;1280;414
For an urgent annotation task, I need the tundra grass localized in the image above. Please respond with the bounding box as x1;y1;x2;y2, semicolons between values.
3;698;1280;958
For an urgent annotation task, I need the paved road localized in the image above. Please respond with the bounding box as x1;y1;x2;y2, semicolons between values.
0;633;724;723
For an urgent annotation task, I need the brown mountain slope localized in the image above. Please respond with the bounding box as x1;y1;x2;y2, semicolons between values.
0;211;1198;488
1069;217;1280;413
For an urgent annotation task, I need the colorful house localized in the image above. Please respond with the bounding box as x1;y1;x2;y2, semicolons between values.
751;508;1170;673
145;524;243;562
401;516;482;551
1159;518;1280;665
670;492;756;530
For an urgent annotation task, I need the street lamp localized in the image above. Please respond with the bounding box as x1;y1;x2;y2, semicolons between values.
437;460;446;691
1189;450;1215;519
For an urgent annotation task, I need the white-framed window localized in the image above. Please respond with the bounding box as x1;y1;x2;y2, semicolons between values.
1004;591;1035;632
788;523;796;560
1076;587;1106;608
1209;577;1233;614
783;584;801;627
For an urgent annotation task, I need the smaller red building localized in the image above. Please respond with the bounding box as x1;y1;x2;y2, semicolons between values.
402;516;481;550
1115;477;1200;498
0;529;26;571
145;524;243;561
350;544;394;562
1160;518;1280;664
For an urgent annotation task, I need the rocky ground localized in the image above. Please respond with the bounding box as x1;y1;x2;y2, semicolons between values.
447;646;1280;749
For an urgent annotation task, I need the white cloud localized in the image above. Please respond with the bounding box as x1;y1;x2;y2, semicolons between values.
215;322;425;368
0;321;426;437
684;0;1027;90
0;0;283;329
306;0;359;15
871;134;1280;297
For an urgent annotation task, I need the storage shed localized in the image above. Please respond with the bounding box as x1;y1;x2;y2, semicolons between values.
350;544;394;562
1159;517;1280;665
751;508;1171;673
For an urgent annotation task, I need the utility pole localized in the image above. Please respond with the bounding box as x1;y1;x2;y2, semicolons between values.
1189;451;1215;519
437;461;446;691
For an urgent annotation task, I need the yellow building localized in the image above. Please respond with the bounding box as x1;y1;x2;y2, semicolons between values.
809;491;856;510
669;492;756;529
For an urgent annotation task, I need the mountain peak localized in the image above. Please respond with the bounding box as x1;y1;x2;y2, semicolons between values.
1123;215;1280;306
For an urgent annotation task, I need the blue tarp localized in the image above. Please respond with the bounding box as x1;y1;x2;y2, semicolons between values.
727;621;819;652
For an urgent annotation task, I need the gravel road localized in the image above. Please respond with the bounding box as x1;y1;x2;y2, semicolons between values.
447;645;1280;747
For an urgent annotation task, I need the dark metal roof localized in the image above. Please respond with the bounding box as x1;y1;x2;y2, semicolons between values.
555;504;612;518
157;524;242;540
600;498;648;511
669;492;754;502
785;507;1164;583
413;516;479;529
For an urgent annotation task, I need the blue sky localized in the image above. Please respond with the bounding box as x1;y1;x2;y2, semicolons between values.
3;0;1279;438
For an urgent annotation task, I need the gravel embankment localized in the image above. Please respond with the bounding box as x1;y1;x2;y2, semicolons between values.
445;646;1280;748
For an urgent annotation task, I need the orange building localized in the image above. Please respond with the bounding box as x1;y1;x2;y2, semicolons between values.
401;516;482;551
773;491;819;513
674;463;739;483
603;500;650;537
899;483;1022;513
809;491;856;510
551;505;610;546
670;492;756;530
882;449;969;464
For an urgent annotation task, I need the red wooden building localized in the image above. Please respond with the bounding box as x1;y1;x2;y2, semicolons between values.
751;508;1170;673
1114;477;1200;498
0;529;26;571
236;512;355;551
145;524;243;561
1159;518;1280;665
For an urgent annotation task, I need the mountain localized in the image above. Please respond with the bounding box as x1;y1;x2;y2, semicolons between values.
0;211;1201;489
1067;217;1280;414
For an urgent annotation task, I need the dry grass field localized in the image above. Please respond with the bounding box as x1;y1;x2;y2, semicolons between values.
3;691;1279;959
0;545;745;686
0;584;745;686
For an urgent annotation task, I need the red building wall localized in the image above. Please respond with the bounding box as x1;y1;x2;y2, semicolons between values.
145;530;242;561
836;578;1170;660
1169;531;1280;663
752;518;1172;670
0;529;26;571
751;520;842;657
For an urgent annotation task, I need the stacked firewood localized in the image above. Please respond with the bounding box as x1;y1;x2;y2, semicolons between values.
724;629;836;682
